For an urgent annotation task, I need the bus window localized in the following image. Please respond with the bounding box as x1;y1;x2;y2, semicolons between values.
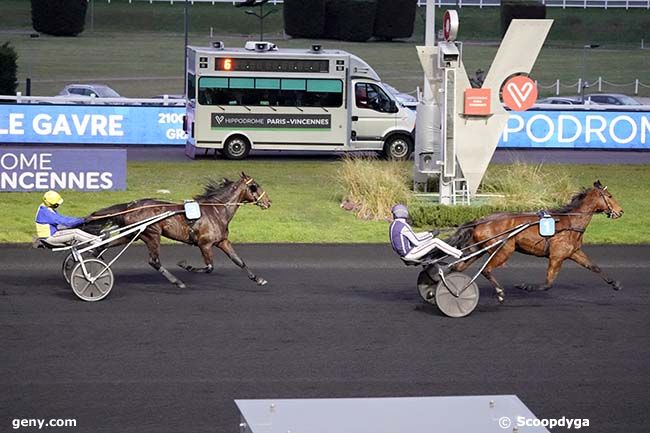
197;77;342;108
186;73;196;102
198;77;228;105
355;83;394;113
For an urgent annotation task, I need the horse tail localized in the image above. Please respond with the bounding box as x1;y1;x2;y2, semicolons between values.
444;223;475;250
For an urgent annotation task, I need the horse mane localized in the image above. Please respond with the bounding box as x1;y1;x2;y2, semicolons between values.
551;188;590;213
194;178;238;202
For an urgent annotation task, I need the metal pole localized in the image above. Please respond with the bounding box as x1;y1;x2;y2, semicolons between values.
424;0;435;100
260;3;264;41
183;0;189;94
580;46;587;102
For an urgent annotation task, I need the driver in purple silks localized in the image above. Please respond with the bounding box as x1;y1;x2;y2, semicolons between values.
389;204;463;262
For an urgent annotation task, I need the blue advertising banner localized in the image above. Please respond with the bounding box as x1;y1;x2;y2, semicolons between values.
0;147;126;191
1;104;648;149
0;105;186;145
499;111;650;149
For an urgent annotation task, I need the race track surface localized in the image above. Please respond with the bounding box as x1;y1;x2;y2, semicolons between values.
1;244;649;433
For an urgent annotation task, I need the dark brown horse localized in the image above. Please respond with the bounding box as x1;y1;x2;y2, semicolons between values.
446;180;623;302
83;172;271;289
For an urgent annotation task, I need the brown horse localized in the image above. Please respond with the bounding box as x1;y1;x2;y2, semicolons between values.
83;172;271;289
446;180;623;302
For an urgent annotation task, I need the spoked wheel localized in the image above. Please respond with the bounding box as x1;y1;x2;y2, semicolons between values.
435;272;479;318
62;250;107;283
62;253;76;284
417;269;439;304
70;258;114;302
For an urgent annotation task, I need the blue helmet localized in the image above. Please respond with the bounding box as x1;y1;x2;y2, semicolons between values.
391;204;409;219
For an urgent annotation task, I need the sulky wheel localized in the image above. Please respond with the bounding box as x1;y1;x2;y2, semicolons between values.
417;268;440;304
70;258;114;302
435;272;479;318
62;253;77;284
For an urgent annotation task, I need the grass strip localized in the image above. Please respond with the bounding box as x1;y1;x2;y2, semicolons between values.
1;160;647;244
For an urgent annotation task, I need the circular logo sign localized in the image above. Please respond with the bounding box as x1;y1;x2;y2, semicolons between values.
501;74;538;111
443;10;459;42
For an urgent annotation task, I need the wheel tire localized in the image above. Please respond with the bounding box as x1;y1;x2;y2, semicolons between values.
417;269;438;304
70;259;114;302
62;253;76;284
435;272;479;318
383;135;412;160
222;136;251;160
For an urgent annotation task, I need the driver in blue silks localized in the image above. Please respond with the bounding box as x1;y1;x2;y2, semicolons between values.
35;190;98;246
389;204;463;262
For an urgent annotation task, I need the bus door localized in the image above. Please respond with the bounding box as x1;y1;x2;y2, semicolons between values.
351;81;398;147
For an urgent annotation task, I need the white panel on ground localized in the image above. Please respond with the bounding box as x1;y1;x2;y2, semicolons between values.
236;395;550;433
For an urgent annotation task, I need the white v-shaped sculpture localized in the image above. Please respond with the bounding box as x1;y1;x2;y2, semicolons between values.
418;19;553;195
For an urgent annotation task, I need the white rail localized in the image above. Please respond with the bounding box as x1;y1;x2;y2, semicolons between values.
536;78;650;96
0;94;185;106
112;0;650;8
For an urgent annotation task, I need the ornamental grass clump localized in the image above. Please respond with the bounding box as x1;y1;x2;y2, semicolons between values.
481;161;577;209
338;156;412;220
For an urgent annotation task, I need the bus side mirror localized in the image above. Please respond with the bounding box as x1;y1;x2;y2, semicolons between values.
389;100;397;113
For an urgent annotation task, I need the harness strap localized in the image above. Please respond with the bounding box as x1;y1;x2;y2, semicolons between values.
88;180;267;222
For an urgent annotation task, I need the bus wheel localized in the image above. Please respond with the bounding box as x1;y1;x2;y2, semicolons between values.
222;136;251;160
383;135;412;160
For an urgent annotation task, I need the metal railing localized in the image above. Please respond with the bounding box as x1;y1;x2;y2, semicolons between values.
0;94;185;106
123;0;650;9
2;76;648;105
537;77;650;96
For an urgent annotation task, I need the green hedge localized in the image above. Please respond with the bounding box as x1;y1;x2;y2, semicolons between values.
373;0;417;40
500;0;546;37
324;0;377;42
283;0;327;39
409;202;529;229
31;0;87;36
0;42;18;96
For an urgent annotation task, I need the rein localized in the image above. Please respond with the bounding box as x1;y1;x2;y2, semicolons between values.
86;179;267;222
457;210;596;230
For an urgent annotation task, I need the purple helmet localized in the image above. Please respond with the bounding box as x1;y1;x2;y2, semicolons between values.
391;204;409;219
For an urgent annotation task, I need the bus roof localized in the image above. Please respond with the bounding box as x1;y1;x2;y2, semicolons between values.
187;42;381;82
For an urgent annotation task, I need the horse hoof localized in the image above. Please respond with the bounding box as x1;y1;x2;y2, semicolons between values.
176;282;187;289
612;281;622;291
256;277;268;286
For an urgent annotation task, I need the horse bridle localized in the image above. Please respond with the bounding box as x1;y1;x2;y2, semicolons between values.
597;186;617;218
244;177;267;207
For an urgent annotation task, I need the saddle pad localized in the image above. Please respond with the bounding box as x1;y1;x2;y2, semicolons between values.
184;201;201;220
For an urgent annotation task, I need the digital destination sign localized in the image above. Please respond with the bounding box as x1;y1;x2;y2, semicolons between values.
216;58;329;73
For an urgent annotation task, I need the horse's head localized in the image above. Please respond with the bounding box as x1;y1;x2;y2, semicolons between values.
240;172;271;210
590;180;623;219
